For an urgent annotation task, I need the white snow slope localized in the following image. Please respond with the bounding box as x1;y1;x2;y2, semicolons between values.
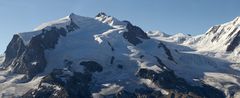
183;17;240;54
150;17;240;98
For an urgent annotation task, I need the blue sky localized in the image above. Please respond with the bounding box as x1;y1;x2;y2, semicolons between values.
0;0;240;53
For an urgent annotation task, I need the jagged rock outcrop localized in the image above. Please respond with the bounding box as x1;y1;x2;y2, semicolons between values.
123;21;150;45
2;15;79;79
22;61;103;98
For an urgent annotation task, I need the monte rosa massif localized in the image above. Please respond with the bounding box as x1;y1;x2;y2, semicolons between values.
0;13;240;98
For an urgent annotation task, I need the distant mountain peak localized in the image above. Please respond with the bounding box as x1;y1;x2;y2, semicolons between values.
68;13;79;20
185;16;240;52
69;12;77;17
96;12;108;17
33;13;93;31
232;16;240;25
95;12;127;28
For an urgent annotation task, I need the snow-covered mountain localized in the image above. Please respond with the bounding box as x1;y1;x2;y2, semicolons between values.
147;31;191;44
166;33;192;44
0;13;239;98
185;17;240;53
147;31;170;38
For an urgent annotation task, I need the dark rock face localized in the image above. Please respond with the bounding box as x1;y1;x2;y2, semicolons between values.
123;21;150;45
11;27;68;78
136;57;225;98
228;28;238;38
207;25;220;35
12;35;46;78
22;57;225;98
107;41;114;51
109;90;137;98
23;85;69;98
154;56;171;72
66;18;79;32
226;30;240;52
22;69;92;98
209;26;221;42
137;68;223;98
2;35;26;68
41;27;67;49
158;43;175;62
96;12;107;17
212;29;225;42
80;61;103;73
2;33;47;79
101;67;225;98
117;64;123;69
110;56;115;64
105;89;163;98
2;20;79;79
22;61;103;98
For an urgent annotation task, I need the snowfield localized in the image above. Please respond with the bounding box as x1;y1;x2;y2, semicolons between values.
149;17;240;97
